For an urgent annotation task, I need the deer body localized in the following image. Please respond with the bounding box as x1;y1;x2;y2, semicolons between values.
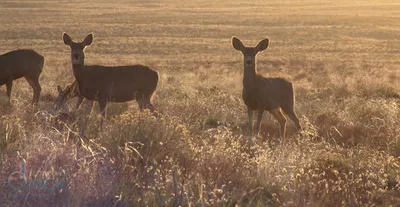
243;76;294;111
0;49;44;104
232;37;301;144
72;64;158;103
62;33;158;120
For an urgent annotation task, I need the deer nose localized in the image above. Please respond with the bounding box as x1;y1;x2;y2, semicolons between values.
246;60;252;65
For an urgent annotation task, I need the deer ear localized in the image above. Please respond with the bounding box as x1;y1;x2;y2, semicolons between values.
63;33;72;46
57;85;63;94
82;33;93;47
255;38;269;53
232;36;245;52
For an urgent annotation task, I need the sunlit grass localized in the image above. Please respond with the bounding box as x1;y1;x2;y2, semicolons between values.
0;0;400;206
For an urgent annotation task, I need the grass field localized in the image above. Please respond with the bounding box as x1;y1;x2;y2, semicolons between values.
1;0;400;206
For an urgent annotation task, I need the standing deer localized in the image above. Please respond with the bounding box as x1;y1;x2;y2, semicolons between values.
55;80;84;110
231;37;302;144
62;33;159;124
0;49;44;104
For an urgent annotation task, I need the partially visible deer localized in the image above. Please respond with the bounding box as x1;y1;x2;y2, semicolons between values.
62;33;159;124
55;80;84;110
0;49;44;104
231;37;302;144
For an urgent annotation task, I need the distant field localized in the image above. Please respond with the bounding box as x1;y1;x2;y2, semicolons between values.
1;0;400;206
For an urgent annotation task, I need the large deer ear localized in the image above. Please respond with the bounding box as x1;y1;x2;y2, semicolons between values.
82;33;93;47
232;36;245;52
63;33;73;46
57;85;63;94
255;38;269;53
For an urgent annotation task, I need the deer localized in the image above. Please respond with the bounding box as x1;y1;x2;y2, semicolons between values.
0;49;44;104
55;80;84;110
62;33;159;125
231;37;302;145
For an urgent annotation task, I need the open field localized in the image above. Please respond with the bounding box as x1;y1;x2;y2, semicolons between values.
1;0;400;206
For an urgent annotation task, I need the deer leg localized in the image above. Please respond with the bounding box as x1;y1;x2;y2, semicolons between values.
247;106;254;145
5;79;13;104
33;81;41;104
142;96;159;117
98;98;107;128
255;108;264;136
136;100;144;112
79;100;97;136
144;103;156;112
288;112;302;130
78;101;90;136
24;76;41;104
76;96;84;109
269;108;287;140
281;107;302;131
145;103;159;117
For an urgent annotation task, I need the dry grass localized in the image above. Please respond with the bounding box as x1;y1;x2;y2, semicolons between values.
1;0;400;206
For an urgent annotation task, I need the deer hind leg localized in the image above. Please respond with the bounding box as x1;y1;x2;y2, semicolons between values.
145;103;156;112
79;100;94;136
145;103;159;117
282;107;302;130
269;108;287;140
136;93;145;112
24;75;41;104
98;97;108;128
137;95;159;117
76;96;84;109
136;99;144;112
143;96;159;116
5;79;13;104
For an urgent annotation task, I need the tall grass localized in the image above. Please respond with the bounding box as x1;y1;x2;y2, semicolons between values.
1;0;400;206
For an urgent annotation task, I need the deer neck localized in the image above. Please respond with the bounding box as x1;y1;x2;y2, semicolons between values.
243;64;257;89
72;63;85;79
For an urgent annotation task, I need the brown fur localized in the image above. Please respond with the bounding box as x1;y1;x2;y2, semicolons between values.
232;37;301;144
62;33;159;121
55;80;84;110
0;49;44;104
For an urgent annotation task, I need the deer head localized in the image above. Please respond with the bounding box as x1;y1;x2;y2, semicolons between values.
63;33;93;66
232;37;269;68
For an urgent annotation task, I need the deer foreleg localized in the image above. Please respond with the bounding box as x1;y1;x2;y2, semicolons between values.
247;106;254;145
255;108;264;136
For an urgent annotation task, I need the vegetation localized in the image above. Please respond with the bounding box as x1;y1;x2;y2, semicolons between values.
0;0;399;206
